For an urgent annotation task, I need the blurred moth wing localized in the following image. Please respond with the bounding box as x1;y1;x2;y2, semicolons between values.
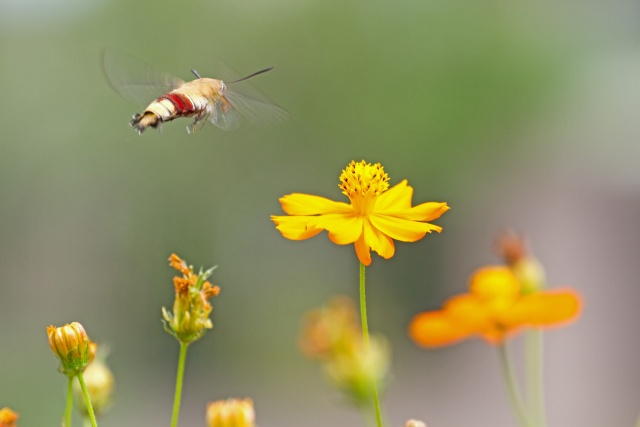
102;48;288;134
222;87;290;128
102;49;185;108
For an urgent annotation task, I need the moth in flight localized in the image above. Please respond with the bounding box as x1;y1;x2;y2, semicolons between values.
102;49;288;134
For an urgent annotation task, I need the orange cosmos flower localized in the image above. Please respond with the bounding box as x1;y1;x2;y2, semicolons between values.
409;266;581;347
271;160;449;265
0;408;18;427
299;296;390;404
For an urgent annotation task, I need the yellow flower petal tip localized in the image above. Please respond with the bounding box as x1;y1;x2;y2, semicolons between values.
409;266;582;347
272;160;449;265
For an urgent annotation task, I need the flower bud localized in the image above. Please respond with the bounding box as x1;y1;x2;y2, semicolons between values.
495;230;546;293
0;408;18;427
206;398;255;427
73;357;115;418
404;420;427;427
47;322;93;374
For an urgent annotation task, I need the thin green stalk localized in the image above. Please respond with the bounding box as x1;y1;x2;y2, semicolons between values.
525;330;546;427
171;341;189;427
76;371;98;427
359;262;384;427
358;402;377;427
497;343;531;427
65;375;73;427
635;410;640;427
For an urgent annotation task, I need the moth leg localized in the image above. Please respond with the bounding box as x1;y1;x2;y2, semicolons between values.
198;113;210;132
187;113;205;134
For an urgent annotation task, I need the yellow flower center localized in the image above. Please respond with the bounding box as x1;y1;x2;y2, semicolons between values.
339;160;389;214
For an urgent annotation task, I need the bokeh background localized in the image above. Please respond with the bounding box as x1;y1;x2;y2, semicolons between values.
1;0;640;426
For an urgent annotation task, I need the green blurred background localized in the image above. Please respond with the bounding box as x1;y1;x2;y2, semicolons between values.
2;0;640;426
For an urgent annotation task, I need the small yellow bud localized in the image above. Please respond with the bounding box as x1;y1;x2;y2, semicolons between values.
0;407;18;427
47;322;93;374
73;357;115;418
512;257;546;294
206;398;255;427
404;420;427;427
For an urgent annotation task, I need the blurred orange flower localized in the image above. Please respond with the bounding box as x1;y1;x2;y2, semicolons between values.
0;408;18;427
409;266;581;347
271;160;449;265
299;296;390;404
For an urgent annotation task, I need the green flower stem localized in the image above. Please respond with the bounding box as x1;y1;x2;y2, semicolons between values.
65;375;73;427
525;330;546;427
76;371;98;427
359;262;384;427
171;341;189;427
498;343;531;427
358;401;378;427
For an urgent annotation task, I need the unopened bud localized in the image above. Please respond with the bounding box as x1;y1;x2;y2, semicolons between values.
495;229;528;266
404;420;426;427
512;256;546;294
206;398;255;427
47;322;94;374
495;230;546;293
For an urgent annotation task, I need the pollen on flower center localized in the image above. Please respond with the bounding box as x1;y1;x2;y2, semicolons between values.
339;160;389;199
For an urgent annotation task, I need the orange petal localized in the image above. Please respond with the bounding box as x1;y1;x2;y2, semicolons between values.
311;213;363;245
271;215;324;240
375;180;413;211
369;214;442;242
363;218;395;260
354;234;372;266
409;311;472;347
279;193;353;216
382;202;450;222
470;266;520;298
506;289;582;328
445;294;509;345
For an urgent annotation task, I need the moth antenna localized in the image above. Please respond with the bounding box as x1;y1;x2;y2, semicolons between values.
227;67;274;84
191;69;202;78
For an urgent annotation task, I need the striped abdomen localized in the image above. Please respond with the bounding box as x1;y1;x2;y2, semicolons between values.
131;78;224;134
